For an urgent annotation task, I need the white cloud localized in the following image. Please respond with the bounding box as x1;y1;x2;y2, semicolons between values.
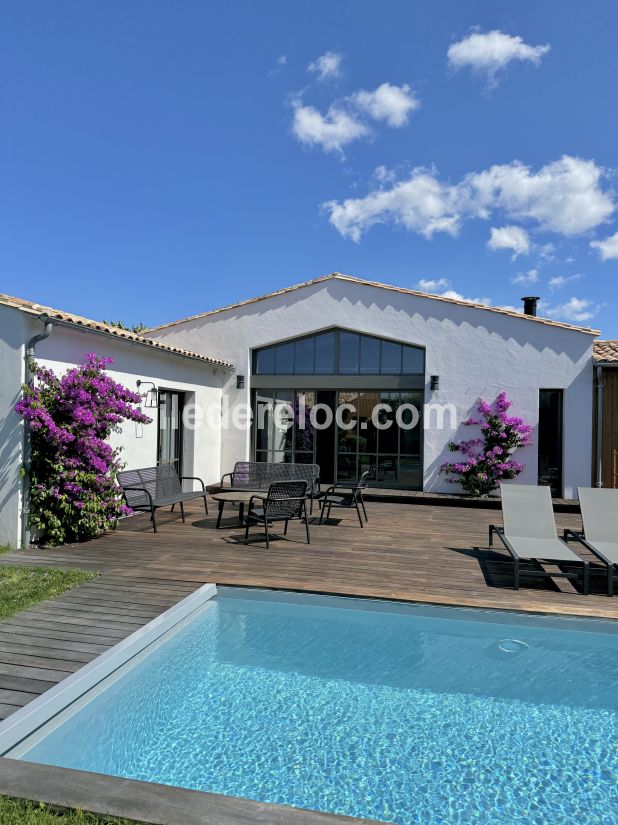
373;165;396;184
440;289;492;305
308;51;342;81
487;225;530;257
538;242;557;262
352;83;419;127
324;169;461;241
548;273;584;290
324;156;614;241
511;269;539;286
291;100;369;154
268;54;288;77
591;230;618;260
416;277;450;291
543;297;600;323
465;156;613;235
447;29;550;85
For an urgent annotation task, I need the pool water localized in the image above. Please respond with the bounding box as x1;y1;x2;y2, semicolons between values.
12;588;618;825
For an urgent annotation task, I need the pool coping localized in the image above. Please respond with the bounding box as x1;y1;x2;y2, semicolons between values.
0;757;383;825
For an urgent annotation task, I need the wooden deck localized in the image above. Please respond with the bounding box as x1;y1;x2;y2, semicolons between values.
1;498;617;722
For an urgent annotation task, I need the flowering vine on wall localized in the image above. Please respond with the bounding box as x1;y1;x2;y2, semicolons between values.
441;392;533;497
15;353;152;546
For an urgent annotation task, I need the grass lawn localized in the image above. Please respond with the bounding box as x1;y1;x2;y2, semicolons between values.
0;797;144;824
0;565;96;620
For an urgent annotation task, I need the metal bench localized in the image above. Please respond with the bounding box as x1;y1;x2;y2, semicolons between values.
117;465;208;533
220;461;320;513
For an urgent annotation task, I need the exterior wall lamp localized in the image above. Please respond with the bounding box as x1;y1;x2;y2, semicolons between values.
236;375;245;389
136;380;158;407
430;375;440;392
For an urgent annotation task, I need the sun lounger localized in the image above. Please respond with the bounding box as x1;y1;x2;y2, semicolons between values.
563;488;618;596
489;483;589;594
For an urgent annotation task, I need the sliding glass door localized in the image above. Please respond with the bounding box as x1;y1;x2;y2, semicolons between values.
252;389;423;488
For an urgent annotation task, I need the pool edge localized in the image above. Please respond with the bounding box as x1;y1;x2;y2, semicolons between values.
0;757;385;825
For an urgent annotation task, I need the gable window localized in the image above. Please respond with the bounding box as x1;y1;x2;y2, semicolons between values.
252;329;424;376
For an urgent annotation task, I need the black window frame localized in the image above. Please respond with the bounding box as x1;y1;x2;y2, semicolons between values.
538;388;564;498
252;328;425;377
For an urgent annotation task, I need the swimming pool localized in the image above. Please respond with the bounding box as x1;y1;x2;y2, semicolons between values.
3;587;618;825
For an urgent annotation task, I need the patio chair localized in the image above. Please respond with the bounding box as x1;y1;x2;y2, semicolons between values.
318;470;370;528
243;480;310;548
489;483;589;594
117;465;208;533
563;488;618;596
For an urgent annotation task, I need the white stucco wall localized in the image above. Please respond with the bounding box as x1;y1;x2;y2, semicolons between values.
0;309;225;547
0;305;27;548
146;278;594;498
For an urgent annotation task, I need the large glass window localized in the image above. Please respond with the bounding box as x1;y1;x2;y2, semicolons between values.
252;329;424;375
339;332;360;374
360;336;380;374
314;332;336;374
254;391;294;464
253;389;423;489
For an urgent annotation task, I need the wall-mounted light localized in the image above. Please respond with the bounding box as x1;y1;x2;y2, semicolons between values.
236;375;245;389
430;375;440;392
136;380;158;407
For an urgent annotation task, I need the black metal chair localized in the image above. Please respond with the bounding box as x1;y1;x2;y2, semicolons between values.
243;481;310;548
318;471;370;528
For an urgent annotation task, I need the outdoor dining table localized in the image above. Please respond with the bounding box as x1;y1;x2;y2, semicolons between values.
212;489;263;529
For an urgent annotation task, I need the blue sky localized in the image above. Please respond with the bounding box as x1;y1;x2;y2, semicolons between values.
2;0;618;333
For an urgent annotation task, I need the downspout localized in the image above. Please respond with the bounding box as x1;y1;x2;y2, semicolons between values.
594;364;604;488
21;313;54;548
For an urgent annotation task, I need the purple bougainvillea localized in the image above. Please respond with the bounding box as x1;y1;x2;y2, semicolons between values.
16;353;152;545
441;392;532;497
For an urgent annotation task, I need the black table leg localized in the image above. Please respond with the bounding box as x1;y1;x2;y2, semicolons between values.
238;503;245;526
216;500;225;529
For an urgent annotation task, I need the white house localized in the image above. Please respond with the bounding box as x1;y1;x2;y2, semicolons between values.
0;294;232;549
0;273;599;548
145;273;596;498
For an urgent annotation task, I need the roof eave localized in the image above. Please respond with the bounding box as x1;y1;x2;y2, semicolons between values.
3;300;234;369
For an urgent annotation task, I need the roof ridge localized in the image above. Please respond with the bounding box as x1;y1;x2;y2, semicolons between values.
144;272;600;336
0;292;234;368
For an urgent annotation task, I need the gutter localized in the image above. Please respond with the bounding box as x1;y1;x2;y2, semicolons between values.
21;314;54;548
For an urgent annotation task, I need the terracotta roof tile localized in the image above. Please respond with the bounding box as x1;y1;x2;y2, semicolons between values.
0;293;234;368
594;340;618;363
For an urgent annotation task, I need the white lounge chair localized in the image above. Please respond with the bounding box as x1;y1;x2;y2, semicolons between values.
564;488;618;597
489;483;589;594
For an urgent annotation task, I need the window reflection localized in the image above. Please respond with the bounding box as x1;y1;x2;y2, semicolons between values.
360;336;380;374
295;338;314;373
381;341;402;374
314;332;335;374
254;389;422;489
252;330;423;375
339;332;360;374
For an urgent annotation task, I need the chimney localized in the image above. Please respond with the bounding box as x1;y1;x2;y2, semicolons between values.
522;296;540;317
